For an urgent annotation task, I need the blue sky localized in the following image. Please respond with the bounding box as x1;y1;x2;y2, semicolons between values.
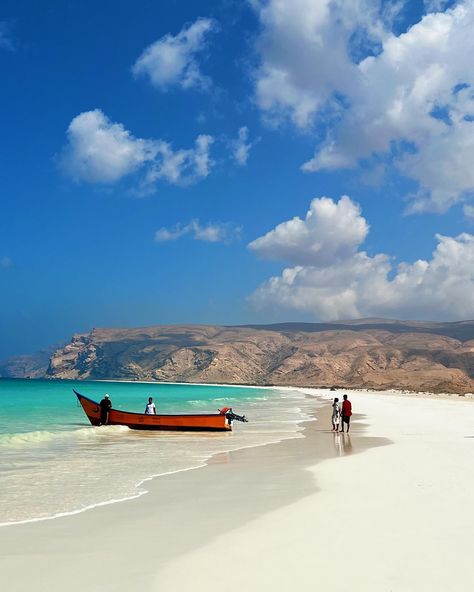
1;0;474;359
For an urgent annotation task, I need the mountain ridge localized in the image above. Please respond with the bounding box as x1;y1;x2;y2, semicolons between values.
2;320;474;393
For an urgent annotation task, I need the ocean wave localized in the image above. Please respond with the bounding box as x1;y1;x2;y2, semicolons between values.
0;425;130;448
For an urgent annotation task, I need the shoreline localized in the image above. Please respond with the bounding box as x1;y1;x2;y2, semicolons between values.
0;398;388;591
0;386;319;529
2;387;474;591
153;391;474;592
4;375;473;398
2;383;473;528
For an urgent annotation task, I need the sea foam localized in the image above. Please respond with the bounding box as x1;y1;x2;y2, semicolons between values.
0;381;318;526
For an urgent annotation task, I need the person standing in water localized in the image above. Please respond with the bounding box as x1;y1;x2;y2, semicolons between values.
99;394;112;425
340;394;352;433
144;397;156;415
331;397;341;431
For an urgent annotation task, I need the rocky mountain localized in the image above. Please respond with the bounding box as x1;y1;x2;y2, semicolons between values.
0;345;58;379
4;320;473;393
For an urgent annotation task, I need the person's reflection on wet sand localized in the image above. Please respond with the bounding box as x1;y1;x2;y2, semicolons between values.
341;433;353;454
333;432;353;456
333;431;343;456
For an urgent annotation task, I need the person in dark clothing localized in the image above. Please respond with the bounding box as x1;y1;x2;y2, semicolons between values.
99;394;112;425
340;394;352;433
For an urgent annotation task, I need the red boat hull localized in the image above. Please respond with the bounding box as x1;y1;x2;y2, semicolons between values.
74;390;231;432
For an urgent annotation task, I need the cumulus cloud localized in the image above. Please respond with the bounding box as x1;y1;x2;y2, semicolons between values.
61;110;156;183
155;220;241;243
230;127;258;166
60;109;214;189
249;196;474;321
252;0;387;128
0;256;12;269
251;0;474;212
132;18;217;91
142;134;214;189
248;196;368;266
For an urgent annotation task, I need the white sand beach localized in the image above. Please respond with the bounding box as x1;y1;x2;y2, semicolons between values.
1;389;473;592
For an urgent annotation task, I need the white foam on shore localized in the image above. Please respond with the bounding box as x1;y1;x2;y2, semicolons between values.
0;425;130;448
0;387;320;527
0;464;205;528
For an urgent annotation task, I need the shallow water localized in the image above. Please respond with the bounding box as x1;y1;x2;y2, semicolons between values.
0;379;316;525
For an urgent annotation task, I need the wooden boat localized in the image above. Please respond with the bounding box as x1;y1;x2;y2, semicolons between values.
74;390;232;431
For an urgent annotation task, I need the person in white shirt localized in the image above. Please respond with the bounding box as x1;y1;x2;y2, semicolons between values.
144;397;156;415
331;397;341;431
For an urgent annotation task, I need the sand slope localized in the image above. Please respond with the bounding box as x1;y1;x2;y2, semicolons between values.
155;391;474;591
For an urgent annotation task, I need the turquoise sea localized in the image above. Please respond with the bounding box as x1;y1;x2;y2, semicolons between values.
0;379;316;526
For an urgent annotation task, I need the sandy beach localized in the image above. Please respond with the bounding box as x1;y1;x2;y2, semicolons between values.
1;389;473;592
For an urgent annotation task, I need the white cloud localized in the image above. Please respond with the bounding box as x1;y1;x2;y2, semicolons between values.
193;135;215;177
60;110;214;189
252;0;387;128
249;196;474;320
251;0;474;212
231;127;258;166
155;220;241;243
424;0;452;13
0;256;12;269
464;204;474;219
250;253;391;320
142;135;214;189
400;114;474;213
61;110;156;183
248;196;368;266
132;18;217;91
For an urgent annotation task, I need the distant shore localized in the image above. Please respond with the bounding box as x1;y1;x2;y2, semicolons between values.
1;387;473;591
5;374;474;400
49;375;474;400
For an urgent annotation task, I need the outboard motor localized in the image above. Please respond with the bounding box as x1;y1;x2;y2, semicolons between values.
219;407;248;423
226;410;248;423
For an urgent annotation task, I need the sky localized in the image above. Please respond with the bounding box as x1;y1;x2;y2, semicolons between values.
1;0;474;359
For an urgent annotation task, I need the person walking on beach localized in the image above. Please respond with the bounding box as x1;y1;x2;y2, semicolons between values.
99;394;112;426
144;397;156;415
331;397;341;431
340;394;352;433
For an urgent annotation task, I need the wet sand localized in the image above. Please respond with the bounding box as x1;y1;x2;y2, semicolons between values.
0;399;386;592
3;389;472;592
155;390;474;591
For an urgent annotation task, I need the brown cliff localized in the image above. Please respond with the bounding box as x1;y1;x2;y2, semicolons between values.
37;320;474;393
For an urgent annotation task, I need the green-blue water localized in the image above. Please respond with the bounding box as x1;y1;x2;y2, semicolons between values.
0;379;315;526
0;378;262;437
